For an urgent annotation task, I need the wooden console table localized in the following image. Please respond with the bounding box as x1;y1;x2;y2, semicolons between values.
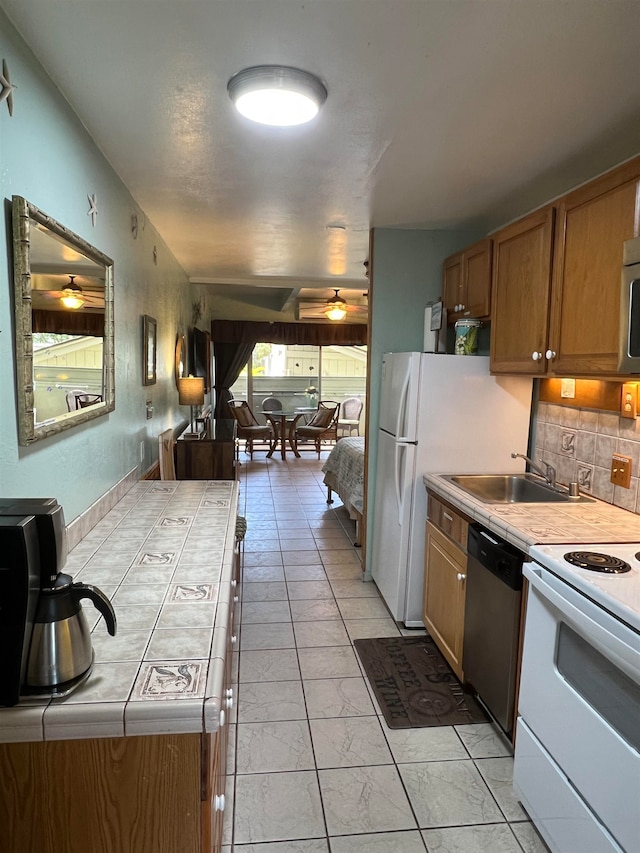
176;418;237;480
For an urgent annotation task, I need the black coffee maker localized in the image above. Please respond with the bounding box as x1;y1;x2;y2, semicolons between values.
0;498;116;706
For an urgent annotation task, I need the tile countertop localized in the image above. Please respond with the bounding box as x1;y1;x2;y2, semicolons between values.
423;473;640;553
0;479;239;745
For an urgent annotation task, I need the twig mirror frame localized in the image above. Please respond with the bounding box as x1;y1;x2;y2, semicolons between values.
142;315;157;386
12;195;115;446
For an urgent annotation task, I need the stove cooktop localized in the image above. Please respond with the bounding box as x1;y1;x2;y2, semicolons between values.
563;550;632;573
528;542;640;633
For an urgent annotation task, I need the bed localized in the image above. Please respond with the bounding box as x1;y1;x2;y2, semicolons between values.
322;436;365;545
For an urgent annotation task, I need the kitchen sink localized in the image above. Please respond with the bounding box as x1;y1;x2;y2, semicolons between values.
444;474;594;504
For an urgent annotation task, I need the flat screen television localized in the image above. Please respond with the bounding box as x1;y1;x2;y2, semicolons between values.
191;327;211;393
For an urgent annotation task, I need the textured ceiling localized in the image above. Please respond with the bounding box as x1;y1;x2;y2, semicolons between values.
3;0;640;313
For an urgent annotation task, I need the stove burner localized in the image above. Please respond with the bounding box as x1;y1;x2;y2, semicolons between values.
564;551;631;574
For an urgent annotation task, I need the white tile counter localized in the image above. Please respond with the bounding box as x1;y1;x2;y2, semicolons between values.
424;473;640;552
0;479;239;744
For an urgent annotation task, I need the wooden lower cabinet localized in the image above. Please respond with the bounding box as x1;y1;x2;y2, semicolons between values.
202;729;225;853
176;419;237;480
423;520;467;681
0;732;218;853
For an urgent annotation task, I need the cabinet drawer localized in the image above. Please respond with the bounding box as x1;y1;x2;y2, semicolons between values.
427;494;469;550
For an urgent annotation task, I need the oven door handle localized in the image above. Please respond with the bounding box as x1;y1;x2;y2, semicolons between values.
525;564;640;685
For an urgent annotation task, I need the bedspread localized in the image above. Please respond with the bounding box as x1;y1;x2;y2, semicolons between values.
322;436;365;516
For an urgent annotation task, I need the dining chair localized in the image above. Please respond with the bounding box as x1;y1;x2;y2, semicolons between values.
262;396;282;412
158;428;176;480
229;400;276;458
65;389;85;411
76;393;103;409
338;397;363;436
290;401;340;458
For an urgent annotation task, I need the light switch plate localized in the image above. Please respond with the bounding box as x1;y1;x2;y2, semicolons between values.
611;454;632;488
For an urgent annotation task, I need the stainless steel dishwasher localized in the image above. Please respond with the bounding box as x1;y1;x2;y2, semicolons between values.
462;523;524;735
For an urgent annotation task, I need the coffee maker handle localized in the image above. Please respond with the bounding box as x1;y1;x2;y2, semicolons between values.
72;584;117;636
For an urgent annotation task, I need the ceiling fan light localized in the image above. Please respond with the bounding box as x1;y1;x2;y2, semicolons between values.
60;292;84;310
60;275;84;310
325;304;347;321
324;289;348;321
228;66;327;126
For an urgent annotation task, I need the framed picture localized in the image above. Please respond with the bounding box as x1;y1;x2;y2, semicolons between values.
142;315;157;385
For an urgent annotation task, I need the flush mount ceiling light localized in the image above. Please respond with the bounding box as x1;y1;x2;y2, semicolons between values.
60;275;84;310
227;65;327;126
324;289;348;321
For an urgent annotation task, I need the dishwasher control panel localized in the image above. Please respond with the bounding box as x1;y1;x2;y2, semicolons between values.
468;524;524;591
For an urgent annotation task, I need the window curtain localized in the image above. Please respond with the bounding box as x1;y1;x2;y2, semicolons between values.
213;341;255;419
32;309;105;337
210;320;367;347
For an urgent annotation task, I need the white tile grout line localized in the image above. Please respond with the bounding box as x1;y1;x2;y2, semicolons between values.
226;456;542;852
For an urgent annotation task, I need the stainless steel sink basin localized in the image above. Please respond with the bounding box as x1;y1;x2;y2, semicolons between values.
444;474;594;504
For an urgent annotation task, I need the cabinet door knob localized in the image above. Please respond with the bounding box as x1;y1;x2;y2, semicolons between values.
214;794;225;812
531;351;543;361
457;573;466;581
545;349;557;360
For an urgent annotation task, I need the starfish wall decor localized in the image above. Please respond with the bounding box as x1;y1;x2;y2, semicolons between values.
87;193;98;227
0;59;16;116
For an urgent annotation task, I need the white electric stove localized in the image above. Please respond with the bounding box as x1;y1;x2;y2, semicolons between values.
528;541;640;633
514;542;640;853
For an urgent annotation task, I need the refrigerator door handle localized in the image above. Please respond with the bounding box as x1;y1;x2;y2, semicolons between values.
394;442;404;523
395;363;412;442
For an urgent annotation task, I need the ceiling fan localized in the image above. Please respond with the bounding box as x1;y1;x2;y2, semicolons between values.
32;274;105;311
297;289;368;322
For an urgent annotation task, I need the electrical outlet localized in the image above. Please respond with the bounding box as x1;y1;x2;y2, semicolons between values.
610;454;632;488
139;440;145;463
620;383;638;418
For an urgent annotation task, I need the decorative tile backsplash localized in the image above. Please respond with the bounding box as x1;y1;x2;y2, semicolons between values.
534;402;640;514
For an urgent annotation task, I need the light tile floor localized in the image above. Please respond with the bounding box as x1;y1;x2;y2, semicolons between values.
222;452;549;853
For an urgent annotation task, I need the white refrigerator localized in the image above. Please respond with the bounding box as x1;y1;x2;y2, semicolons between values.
371;352;533;626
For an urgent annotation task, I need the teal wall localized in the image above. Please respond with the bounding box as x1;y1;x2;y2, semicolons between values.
364;227;481;573
0;11;192;522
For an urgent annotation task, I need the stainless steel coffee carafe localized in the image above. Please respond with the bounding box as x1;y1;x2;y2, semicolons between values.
26;572;117;694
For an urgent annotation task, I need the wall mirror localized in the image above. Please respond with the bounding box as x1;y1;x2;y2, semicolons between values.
12;196;115;445
175;333;186;387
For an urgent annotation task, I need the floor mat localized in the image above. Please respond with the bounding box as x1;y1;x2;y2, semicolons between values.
354;635;489;729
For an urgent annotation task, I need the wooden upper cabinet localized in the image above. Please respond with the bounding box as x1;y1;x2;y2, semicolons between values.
548;160;640;376
464;238;492;319
490;207;555;374
442;238;492;322
443;252;464;318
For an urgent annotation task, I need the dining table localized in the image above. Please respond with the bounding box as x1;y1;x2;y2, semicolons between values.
263;408;317;460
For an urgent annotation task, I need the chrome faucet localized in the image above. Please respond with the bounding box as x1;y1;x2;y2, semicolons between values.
511;452;557;488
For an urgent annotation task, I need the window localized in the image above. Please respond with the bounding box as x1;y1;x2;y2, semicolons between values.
230;343;366;430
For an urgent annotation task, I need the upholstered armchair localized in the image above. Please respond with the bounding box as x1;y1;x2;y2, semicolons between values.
289;401;340;458
338;397;363;436
229;400;276;458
